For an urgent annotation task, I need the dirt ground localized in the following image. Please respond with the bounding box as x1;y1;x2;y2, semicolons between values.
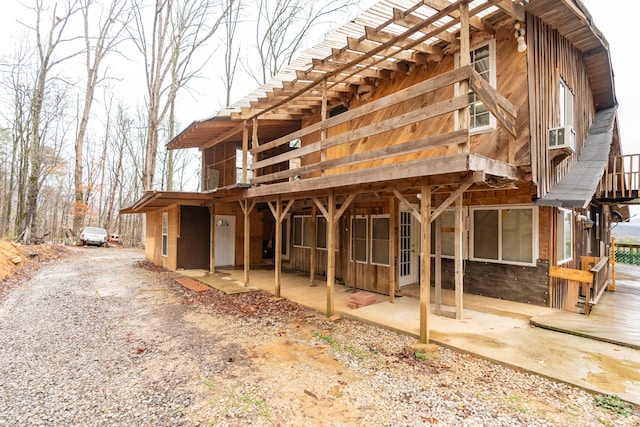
1;243;638;426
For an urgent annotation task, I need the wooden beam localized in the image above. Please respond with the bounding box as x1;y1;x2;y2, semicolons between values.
393;189;422;224
242;123;249;184
326;189;336;317
389;196;397;303
419;178;432;344
334;193;357;222
275;197;282;297
434;194;442;310
208;204;216;273
310;206;317;286
458;1;470;154
454;192;464;320
431;182;472;224
240;199;256;287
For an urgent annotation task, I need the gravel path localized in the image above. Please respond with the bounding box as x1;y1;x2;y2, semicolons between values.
0;247;637;426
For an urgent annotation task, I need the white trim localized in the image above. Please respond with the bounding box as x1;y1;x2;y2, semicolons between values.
292;215;311;248
557;208;573;265
470;205;538;267
161;212;169;257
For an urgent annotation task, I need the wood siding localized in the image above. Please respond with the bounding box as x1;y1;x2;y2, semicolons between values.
527;14;596;198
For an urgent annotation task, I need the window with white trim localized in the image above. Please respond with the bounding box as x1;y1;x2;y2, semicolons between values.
370;215;390;266
351;216;368;263
161;212;168;257
557;208;572;264
559;79;574;129
471;206;535;265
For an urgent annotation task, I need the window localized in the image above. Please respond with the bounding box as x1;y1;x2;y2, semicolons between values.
462;40;497;131
559;79;574;129
431;210;456;257
293;215;327;249
557;208;572;264
161;212;168;257
317;216;327;249
471;206;535;265
351;216;368;263
371;216;390;266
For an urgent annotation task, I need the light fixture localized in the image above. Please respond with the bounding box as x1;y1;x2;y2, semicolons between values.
583;219;595;231
514;22;527;53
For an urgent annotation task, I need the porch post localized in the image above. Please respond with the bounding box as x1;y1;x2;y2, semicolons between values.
434;194;442;310
419;179;432;343
241;199;255;287
209;204;215;274
454;191;464;319
310;205;317;285
326;189;336;317
389;195;397;303
458;1;470;153
275;196;282;297
241;122;249;184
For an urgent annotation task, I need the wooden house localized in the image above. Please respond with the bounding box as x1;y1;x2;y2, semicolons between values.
122;0;637;343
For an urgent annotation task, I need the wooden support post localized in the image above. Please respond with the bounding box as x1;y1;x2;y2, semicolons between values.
242;122;249;184
454;191;464;320
275;196;282;297
326;190;336;317
458;2;470;153
321;79;328;174
419;179;431;344
208;204;216;274
389;196;396;303
609;237;616;291
240;199;255;287
435;194;442;311
310;205;317;286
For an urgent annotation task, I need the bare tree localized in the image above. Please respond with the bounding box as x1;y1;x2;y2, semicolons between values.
19;0;81;243
129;0;230;191
220;0;242;107
249;0;357;85
71;0;132;236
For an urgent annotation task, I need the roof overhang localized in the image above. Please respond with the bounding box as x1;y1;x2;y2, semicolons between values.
120;191;214;214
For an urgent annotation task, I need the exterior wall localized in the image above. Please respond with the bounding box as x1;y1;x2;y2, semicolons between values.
214;203;263;266
144;207;178;271
528;14;597;198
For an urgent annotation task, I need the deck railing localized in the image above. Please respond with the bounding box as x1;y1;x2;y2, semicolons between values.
249;65;517;188
597;154;640;199
614;242;640;265
549;255;609;316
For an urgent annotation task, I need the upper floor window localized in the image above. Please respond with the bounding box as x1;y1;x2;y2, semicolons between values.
559;79;574;128
456;40;497;132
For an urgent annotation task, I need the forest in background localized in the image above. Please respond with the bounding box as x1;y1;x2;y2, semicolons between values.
0;0;361;246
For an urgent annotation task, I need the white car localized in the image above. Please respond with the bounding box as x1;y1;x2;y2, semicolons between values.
79;227;108;247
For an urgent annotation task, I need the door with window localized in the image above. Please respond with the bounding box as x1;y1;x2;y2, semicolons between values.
399;209;419;287
214;215;236;267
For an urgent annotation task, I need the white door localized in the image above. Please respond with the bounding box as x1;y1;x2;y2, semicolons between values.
399;209;419;287
214;215;235;267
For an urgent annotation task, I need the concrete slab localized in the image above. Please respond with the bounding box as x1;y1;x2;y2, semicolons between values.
209;266;640;405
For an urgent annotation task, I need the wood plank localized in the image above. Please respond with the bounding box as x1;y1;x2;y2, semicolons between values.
419;179;432;343
549;265;593;283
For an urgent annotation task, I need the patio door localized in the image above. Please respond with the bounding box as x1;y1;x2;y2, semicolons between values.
399;209;419;287
214;215;235;267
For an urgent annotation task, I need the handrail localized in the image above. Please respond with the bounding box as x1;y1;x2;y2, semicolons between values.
598;154;640;198
249;65;517;187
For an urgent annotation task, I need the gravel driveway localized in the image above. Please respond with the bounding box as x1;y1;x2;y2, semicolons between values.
0;247;637;426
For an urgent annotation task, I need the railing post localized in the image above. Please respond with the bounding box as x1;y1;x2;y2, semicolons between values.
609;236;616;292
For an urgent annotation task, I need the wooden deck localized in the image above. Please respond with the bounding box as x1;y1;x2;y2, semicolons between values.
531;263;640;349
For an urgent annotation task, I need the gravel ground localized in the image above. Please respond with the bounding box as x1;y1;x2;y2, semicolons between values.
0;246;638;426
